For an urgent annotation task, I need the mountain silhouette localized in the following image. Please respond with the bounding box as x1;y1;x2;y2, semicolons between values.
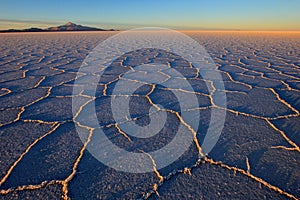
0;22;115;33
46;22;106;31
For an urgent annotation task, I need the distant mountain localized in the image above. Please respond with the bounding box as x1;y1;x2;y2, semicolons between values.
46;22;106;31
0;22;116;33
0;28;44;33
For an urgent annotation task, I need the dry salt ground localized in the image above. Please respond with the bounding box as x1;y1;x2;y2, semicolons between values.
0;31;299;199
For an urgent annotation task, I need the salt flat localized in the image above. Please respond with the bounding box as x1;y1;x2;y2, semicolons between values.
0;31;299;199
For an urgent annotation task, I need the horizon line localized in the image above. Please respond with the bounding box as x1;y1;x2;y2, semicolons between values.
1;19;300;32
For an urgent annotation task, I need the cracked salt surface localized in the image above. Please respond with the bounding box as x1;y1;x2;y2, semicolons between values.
0;31;299;199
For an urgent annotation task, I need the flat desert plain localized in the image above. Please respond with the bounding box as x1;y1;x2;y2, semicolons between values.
0;31;299;199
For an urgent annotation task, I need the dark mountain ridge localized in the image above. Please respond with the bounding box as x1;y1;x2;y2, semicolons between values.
0;22;115;33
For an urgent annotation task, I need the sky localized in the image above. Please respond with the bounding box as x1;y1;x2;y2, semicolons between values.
0;0;299;30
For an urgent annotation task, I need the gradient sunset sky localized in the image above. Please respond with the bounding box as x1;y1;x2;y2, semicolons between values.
0;0;299;30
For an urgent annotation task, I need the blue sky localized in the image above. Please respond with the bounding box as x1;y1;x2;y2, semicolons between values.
0;0;299;30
